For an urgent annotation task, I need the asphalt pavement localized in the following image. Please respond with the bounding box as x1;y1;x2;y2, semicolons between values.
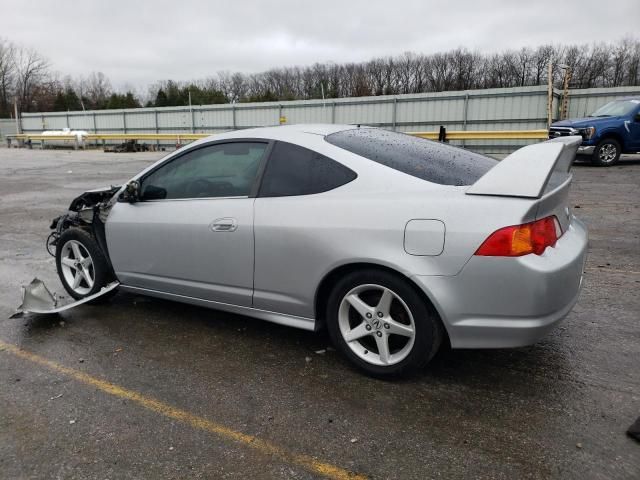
0;147;638;479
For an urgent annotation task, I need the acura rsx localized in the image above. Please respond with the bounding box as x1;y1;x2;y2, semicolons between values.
45;125;587;376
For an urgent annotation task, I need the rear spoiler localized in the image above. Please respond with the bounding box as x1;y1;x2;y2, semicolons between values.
466;136;582;199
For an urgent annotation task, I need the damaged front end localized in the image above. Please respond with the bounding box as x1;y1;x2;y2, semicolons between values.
47;185;122;265
14;185;125;316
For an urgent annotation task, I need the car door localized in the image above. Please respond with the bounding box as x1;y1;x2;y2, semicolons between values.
253;141;357;318
106;140;270;307
628;104;640;150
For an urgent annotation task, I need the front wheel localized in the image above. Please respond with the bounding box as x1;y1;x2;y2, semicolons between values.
591;138;621;166
55;228;115;301
326;270;442;376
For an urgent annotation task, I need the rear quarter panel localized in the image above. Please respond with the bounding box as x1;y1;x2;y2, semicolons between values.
252;157;540;319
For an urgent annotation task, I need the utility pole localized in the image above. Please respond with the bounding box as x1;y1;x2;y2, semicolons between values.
321;83;326;119
13;97;21;134
547;61;553;127
558;64;573;120
188;90;194;133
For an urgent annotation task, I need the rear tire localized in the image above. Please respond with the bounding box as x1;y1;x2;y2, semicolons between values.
326;269;442;377
591;138;621;166
55;228;115;302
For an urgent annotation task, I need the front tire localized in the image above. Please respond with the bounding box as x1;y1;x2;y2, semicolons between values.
591;138;621;166
326;269;442;376
55;228;114;301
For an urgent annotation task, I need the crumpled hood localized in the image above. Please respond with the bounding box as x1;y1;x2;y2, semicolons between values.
68;185;122;211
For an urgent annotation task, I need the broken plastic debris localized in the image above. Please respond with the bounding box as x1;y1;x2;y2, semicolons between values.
10;278;119;317
12;278;57;316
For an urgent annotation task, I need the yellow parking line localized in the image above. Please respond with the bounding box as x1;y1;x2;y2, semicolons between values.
0;339;366;480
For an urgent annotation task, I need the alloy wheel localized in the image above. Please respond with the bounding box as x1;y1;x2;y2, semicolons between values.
338;284;416;366
60;240;95;295
598;143;618;163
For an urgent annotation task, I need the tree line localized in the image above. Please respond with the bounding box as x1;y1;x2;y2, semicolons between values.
1;37;638;117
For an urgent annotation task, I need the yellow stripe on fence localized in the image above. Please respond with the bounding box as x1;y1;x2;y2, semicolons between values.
410;129;549;140
7;129;550;143
89;133;208;141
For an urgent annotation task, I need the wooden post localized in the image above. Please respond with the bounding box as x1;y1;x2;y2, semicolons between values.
560;68;572;120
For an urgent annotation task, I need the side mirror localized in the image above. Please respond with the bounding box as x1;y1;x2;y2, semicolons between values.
121;180;140;203
141;184;167;200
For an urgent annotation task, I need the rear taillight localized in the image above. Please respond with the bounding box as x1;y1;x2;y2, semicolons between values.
475;216;561;257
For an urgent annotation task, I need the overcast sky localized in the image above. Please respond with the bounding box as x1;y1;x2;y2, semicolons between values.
3;0;639;91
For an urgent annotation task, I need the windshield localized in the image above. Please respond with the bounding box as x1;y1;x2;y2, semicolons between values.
590;100;639;117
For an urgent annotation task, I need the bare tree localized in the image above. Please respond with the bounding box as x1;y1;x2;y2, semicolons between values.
515;48;533;86
80;71;112;109
395;52;417;94
450;49;479;90
13;47;49;112
611;38;632;86
626;40;640;86
0;38;16;117
532;45;555;86
365;58;387;95
2;36;639;115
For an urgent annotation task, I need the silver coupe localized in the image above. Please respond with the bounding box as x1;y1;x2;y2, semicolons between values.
47;125;588;375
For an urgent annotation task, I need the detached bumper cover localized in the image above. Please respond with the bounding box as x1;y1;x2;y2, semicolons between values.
414;217;588;348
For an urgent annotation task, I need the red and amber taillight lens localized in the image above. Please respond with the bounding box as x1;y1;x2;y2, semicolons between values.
475;216;561;257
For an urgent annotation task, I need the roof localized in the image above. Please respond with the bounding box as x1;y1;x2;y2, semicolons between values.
237;124;356;137
182;124;360;150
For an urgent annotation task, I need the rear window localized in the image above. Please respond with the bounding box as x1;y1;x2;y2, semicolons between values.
325;128;496;186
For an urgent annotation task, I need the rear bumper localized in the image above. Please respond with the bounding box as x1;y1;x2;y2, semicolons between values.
413;217;588;348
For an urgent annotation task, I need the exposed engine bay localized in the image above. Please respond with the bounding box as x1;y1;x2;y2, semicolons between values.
47;185;122;263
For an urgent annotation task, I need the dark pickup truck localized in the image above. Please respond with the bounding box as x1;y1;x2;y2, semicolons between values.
549;97;640;166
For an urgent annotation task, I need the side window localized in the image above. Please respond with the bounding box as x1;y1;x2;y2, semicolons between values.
259;142;356;197
140;142;267;200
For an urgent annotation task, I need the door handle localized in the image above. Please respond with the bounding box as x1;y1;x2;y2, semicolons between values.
210;218;237;232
